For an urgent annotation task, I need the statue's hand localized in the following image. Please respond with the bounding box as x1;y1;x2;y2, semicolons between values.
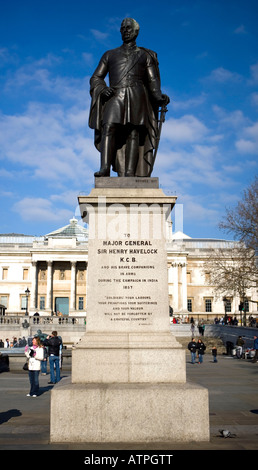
101;87;114;102
161;94;170;106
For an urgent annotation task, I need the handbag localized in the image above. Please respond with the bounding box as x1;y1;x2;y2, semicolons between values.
23;360;28;371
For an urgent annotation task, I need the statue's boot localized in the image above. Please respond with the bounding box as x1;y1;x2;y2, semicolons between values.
94;124;116;177
94;167;110;177
125;128;139;177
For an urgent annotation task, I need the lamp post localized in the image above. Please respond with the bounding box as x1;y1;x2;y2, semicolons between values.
25;287;30;316
223;297;228;325
243;295;247;327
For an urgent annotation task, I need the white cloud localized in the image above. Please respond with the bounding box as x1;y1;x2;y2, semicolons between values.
234;24;247;34
13;197;72;223
0;101;95;185
235;121;258;155
213;106;248;129
0;47;19;67
222;164;242;173
236;139;258;154
90;29;109;42
248;62;258;85
4;56;90;105
82;52;94;66
174;193;220;225
50;190;80;207
0;168;14;179
205;67;242;83
251;92;258;107
162;115;208;143
170;93;207;111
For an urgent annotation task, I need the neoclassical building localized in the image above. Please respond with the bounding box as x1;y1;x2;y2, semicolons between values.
0;218;256;320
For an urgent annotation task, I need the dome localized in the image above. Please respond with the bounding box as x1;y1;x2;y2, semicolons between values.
45;218;88;241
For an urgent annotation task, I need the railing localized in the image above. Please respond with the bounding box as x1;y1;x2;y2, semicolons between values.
0;315;86;326
30;316;86;326
0;316;21;324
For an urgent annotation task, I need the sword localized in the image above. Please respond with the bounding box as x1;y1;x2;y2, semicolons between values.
152;103;168;168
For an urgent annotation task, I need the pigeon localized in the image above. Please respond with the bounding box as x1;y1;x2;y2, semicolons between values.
219;429;236;438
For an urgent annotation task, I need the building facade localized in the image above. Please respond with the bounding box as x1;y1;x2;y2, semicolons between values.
0;218;256;321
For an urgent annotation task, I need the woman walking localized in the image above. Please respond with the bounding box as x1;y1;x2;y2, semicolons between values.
24;337;44;397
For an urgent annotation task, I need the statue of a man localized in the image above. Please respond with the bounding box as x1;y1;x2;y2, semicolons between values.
89;18;169;177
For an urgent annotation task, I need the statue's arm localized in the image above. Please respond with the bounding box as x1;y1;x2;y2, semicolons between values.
90;52;113;100
145;52;170;106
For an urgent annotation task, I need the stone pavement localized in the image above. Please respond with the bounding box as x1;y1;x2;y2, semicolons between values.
0;352;257;453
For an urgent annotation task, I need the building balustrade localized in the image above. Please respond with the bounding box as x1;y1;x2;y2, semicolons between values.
0;315;86;326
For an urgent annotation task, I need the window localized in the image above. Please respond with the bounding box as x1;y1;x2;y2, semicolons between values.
2;268;8;280
40;296;45;310
187;299;192;312
225;300;231;312
21;296;27;310
23;268;29;281
78;297;84;310
0;295;8;308
205;299;212;312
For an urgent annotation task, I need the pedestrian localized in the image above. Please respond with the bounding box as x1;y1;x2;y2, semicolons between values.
43;331;62;384
252;336;258;363
190;322;195;336
24;336;44;397
41;343;48;375
212;347;218;363
188;338;197;364
4;338;10;348
197;339;206;363
236;335;245;359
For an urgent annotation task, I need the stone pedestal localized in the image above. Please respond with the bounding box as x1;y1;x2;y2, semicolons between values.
50;178;209;444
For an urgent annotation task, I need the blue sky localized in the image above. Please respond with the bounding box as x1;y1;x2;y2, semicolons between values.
0;0;257;239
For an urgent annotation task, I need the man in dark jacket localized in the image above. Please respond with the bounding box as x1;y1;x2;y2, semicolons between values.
44;331;62;384
188;338;197;364
197;339;206;363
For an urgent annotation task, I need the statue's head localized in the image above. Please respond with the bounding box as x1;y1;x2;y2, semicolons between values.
120;18;140;43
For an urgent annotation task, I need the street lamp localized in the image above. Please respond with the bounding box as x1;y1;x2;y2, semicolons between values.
25;287;30;316
223;297;228;325
242;295;247;327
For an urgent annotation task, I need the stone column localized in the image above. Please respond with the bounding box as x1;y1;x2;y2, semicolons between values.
30;261;37;310
70;261;77;311
172;262;179;312
181;262;188;312
46;261;53;312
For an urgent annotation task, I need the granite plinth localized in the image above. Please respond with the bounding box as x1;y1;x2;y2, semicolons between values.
72;332;186;383
50;181;209;443
50;379;209;443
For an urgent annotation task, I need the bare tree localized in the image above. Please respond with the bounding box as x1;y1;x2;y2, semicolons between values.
219;176;258;254
203;243;257;325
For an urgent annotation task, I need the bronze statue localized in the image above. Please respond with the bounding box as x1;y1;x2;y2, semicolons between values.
89;18;169;177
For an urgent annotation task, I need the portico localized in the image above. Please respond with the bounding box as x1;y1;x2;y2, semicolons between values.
28;218;88;316
29;257;87;315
